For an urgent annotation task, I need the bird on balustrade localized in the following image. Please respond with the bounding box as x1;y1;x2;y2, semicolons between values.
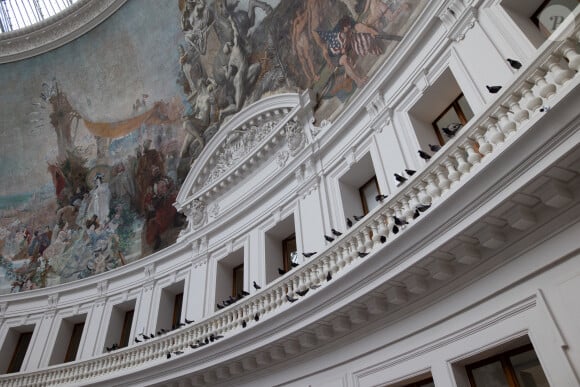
392;225;399;234
416;204;431;213
286;294;298;303
507;58;522;70
418;150;432;161
380;235;387;243
429;144;441;152
303;252;317;258
106;343;119;352
185;318;195;324
254;313;260;321
217;303;224;309
376;194;388;202
405;169;416;176
326;271;333;281
296;288;309;297
353;214;365;221
441;123;462;138
394;173;407;186
359;252;369;258
393;216;408;226
291;261;299;268
253;281;261;290
486;85;502;94
141;333;152;340
242;320;247;328
331;228;342;237
413;209;420;219
241;289;250;296
324;234;335;243
278;267;287;275
135;337;142;343
347;217;353;228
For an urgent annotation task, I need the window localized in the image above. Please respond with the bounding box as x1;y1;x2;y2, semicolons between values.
432;94;474;145
282;234;297;272
359;176;380;215
172;293;184;329
466;344;549;387
119;309;134;349
401;378;435;387
64;322;84;363
6;332;32;374
531;0;579;37
232;264;244;297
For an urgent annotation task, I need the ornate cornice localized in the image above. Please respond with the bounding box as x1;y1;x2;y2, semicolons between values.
0;0;128;64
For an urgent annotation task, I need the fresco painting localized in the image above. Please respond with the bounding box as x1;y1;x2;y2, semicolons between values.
0;0;426;293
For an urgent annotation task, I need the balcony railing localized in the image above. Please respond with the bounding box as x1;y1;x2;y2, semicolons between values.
0;0;78;33
1;8;579;387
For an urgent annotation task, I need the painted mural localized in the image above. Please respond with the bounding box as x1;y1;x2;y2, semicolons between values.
0;0;426;293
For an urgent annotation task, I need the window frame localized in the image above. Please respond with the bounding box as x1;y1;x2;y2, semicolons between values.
64;322;85;363
359;175;380;215
465;344;544;387
6;331;33;373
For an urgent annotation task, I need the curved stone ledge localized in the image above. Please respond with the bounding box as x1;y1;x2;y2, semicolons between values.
0;0;128;64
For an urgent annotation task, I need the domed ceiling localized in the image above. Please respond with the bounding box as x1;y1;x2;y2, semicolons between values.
0;0;426;293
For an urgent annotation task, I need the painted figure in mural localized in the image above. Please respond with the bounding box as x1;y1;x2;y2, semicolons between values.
86;173;111;225
218;16;262;119
178;44;205;100
181;0;213;55
360;0;413;31
42;80;80;161
292;7;320;84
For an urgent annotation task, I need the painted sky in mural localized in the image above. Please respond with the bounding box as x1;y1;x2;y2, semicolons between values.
0;0;426;293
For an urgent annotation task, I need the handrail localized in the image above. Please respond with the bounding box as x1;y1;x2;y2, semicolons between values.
1;11;579;387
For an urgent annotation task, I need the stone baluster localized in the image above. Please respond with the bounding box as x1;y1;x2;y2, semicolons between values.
530;68;556;99
416;181;431;205
504;93;529;124
363;226;373;249
521;81;543;111
545;54;574;85
496;106;516;137
443;159;460;183
370;220;381;245
436;165;451;191
471;127;492;155
483;117;504;145
463;141;481;166
452;148;471;174
425;174;441;199
355;234;365;254
561;39;580;71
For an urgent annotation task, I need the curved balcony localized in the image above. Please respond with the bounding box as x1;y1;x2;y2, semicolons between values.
0;2;579;387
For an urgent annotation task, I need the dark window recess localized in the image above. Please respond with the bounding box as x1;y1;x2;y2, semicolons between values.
119;309;134;348
172;293;184;328
64;323;84;363
432;94;474;145
232;264;244;297
401;378;435;387
359;176;380;215
466;344;549;387
7;332;33;373
282;234;297;272
531;0;580;37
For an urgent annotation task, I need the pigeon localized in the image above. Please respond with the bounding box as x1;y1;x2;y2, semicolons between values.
253;281;261;290
106;344;118;352
190;342;200;349
358;252;369;258
416;204;431;212
393;216;408;226
353;215;365;221
441;123;462;138
324;235;335;242
303;252;317;258
296;288;309;297
141;334;151;340
242;320;247;328
486;85;502;94
241;290;250;296
394;173;407;185
291;261;299;268
376;194;389;202
380;235;387;243
413;209;420;219
160;328;167;334
254;313;260;321
185;318;194;324
286;294;298;303
392;225;399;234
418;150;431;160
346;217;353;228
135;337;142;343
326;271;333;281
217;303;224;309
405;169;416;176
166;352;171;359
507;58;522;69
174;350;184;355
429;144;441;152
278;267;286;275
331;228;342;236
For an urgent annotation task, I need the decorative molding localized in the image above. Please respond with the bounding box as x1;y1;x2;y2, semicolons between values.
0;0;128;64
275;150;290;168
